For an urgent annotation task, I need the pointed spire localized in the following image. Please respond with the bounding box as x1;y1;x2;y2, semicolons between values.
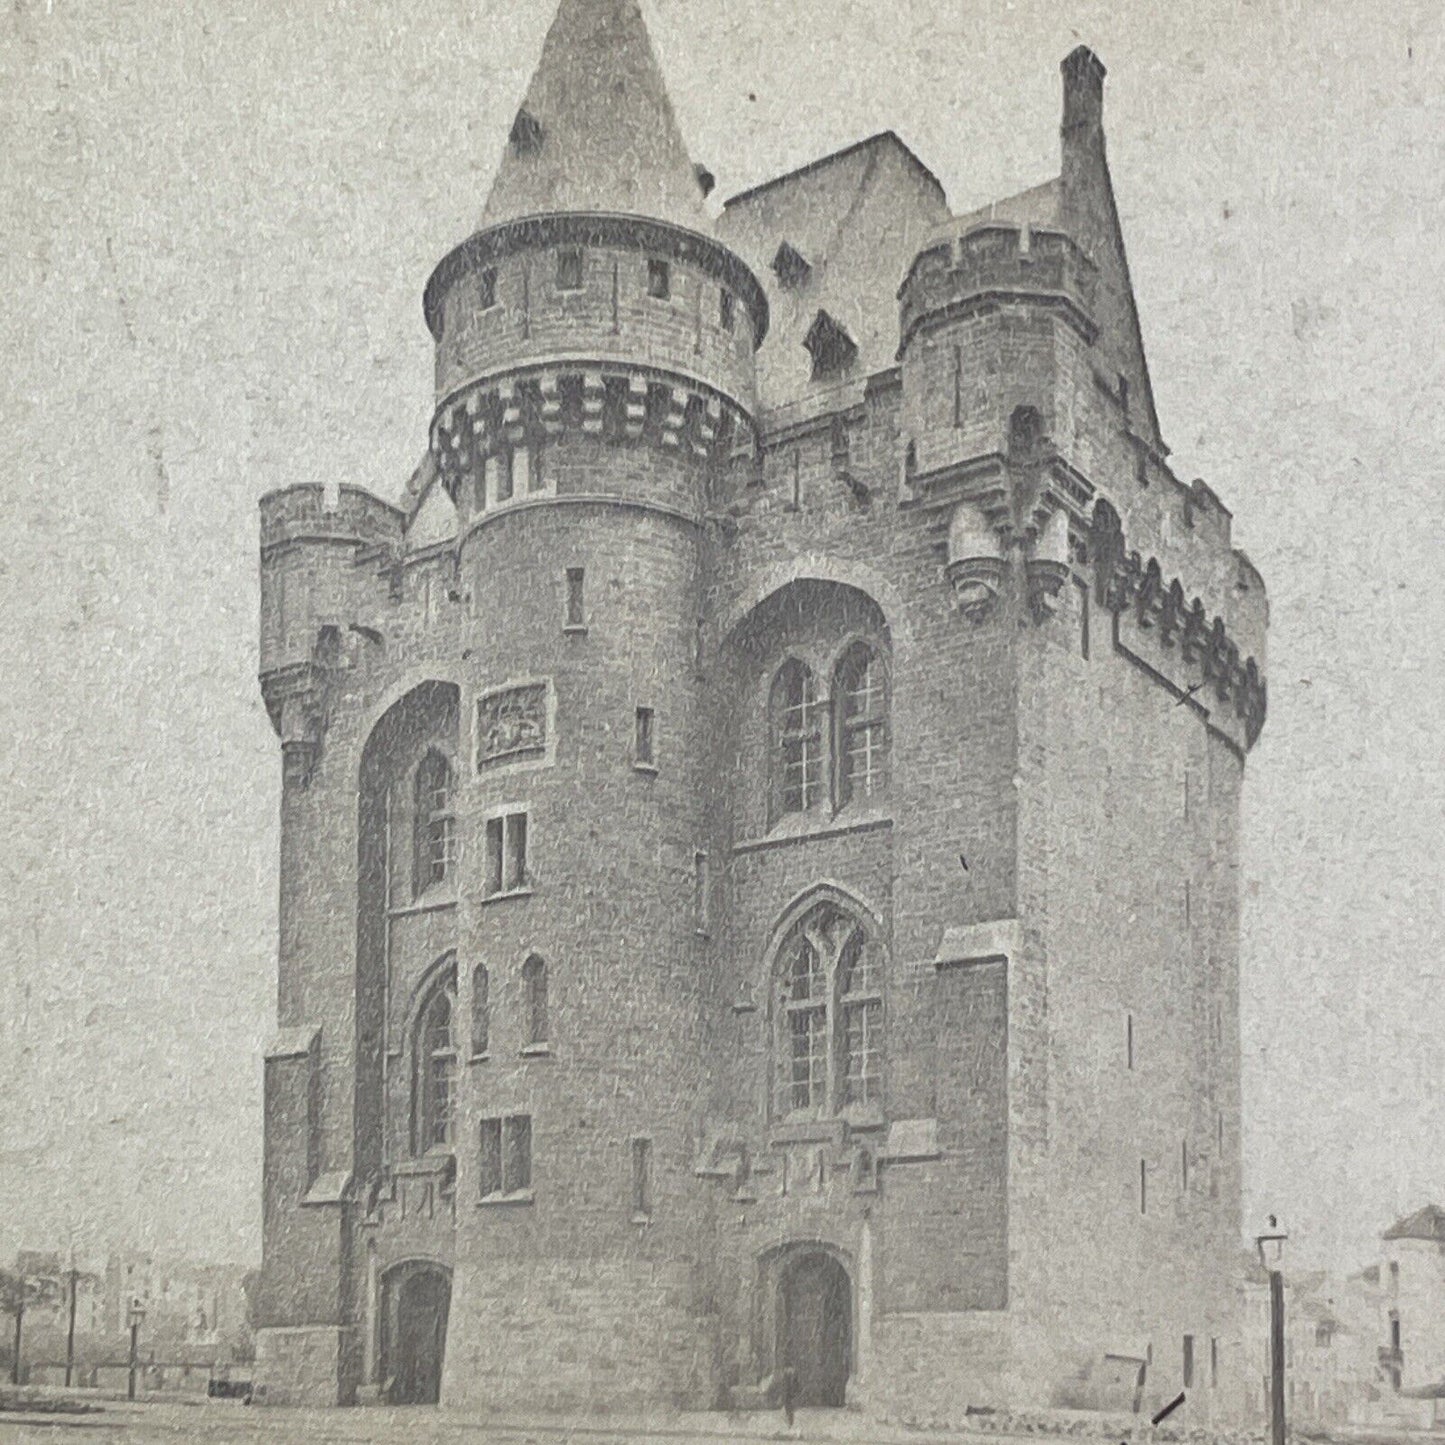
479;0;712;235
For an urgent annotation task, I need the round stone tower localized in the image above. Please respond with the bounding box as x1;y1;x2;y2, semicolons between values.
425;0;767;1411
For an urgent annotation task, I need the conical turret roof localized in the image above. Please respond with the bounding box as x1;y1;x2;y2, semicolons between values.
478;0;712;235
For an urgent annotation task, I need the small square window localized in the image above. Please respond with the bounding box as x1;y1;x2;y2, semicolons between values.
557;247;583;291
719;289;735;331
479;267;497;310
635;707;655;767
647;258;671;300
480;1114;532;1198
484;811;528;896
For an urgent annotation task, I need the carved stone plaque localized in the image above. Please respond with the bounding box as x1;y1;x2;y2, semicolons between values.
476;682;548;767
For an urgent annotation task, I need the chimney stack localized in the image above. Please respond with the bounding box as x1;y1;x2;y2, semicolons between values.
1061;46;1106;145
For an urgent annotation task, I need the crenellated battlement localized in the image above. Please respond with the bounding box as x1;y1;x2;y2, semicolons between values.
426;222;765;424
259;484;403;558
1091;501;1267;750
898;223;1098;356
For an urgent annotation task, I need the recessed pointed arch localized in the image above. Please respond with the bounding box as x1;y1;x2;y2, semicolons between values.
766;881;886;946
719;559;910;654
522;954;549;1049
356;680;460;1180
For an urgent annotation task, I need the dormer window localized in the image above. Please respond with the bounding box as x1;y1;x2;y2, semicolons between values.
772;242;812;289
556;247;583;291
804;310;857;382
509;107;543;156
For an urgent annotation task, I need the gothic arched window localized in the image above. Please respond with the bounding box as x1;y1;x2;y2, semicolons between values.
471;964;490;1057
413;750;456;897
522;955;549;1050
413;967;457;1154
769;660;825;822
773;900;883;1120
833;642;888;809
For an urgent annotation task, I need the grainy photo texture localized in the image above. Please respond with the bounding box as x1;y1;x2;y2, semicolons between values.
2;1;1440;1441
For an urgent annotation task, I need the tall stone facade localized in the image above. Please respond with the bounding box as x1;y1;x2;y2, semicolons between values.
253;0;1268;1424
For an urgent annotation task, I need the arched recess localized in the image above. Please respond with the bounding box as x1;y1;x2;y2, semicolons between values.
378;1259;452;1405
753;1240;854;1408
522;954;549;1049
718;558;911;655
723;581;892;839
356;681;460;1182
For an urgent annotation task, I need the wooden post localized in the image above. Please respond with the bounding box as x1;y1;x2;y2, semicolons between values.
1269;1268;1286;1445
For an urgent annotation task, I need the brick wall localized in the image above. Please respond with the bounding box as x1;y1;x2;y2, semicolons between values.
258;158;1261;1418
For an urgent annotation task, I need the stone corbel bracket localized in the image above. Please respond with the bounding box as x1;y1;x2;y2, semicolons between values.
261;624;367;788
430;364;754;501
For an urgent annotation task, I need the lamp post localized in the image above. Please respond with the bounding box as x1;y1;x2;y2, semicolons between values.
64;1265;78;1388
1256;1217;1288;1445
126;1298;146;1403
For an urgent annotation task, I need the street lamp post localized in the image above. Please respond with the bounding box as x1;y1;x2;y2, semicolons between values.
1256;1217;1288;1445
9;1299;22;1388
64;1267;78;1389
126;1298;146;1403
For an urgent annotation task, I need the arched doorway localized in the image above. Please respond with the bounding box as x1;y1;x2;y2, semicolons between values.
380;1262;451;1404
779;1250;852;1407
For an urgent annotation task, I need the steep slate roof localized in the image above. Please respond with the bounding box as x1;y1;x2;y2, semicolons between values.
477;0;712;235
1384;1204;1445;1242
718;132;951;419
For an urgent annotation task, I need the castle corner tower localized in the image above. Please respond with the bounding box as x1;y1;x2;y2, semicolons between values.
255;10;1266;1424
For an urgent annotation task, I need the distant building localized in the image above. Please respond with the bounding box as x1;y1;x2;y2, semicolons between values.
103;1252;248;1351
1377;1205;1445;1408
9;1251;105;1357
1238;1256;1357;1426
1234;1209;1445;1432
253;0;1268;1421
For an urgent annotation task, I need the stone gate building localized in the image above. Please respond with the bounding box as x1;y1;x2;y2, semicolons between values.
254;0;1268;1422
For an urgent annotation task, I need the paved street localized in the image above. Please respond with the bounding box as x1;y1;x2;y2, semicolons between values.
1;1399;1431;1445
0;1399;960;1445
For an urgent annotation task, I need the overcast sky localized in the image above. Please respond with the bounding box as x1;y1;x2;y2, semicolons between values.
1;0;1441;1273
